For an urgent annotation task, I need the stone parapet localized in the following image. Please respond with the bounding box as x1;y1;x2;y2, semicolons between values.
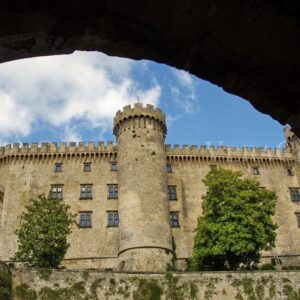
2;143;291;159
0;141;116;156
0;142;118;165
165;144;294;160
113;103;167;137
114;103;166;126
0;142;295;165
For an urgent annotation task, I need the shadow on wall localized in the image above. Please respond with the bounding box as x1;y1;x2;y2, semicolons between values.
0;261;12;300
0;185;4;226
0;185;4;201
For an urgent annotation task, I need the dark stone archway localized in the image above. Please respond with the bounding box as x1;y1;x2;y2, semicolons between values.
1;1;299;134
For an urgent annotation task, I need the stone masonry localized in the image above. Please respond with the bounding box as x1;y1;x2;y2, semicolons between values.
11;269;300;300
0;103;300;271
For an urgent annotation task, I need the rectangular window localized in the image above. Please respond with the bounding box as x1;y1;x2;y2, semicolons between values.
287;168;294;176
0;192;4;203
54;163;62;172
81;185;92;199
170;212;180;227
166;164;173;173
51;185;63;199
290;188;300;201
210;164;217;171
296;213;300;228
107;211;119;227
79;212;92;228
252;166;260;175
111;163;117;171
168;185;177;200
83;163;91;172
108;184;118;199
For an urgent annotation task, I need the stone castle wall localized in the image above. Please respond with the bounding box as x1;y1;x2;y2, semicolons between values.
0;104;300;270
11;268;300;300
0;142;120;270
0;141;299;268
164;147;300;266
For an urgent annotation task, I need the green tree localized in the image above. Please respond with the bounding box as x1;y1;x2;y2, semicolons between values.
13;195;76;268
190;168;277;271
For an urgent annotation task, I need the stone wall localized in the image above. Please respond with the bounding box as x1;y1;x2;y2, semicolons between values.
166;150;300;266
0;144;120;266
1;140;300;268
12;268;300;300
1;104;300;269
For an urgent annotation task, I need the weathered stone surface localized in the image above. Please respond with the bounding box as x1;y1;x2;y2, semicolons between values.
12;268;300;300
0;1;300;134
115;104;172;271
1;104;300;271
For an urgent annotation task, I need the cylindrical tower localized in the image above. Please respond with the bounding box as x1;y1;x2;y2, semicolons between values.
113;103;173;271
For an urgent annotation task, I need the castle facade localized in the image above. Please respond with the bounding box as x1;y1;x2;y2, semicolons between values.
0;103;300;271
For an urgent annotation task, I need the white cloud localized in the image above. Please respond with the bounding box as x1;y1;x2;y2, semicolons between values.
170;85;199;115
0;51;161;142
0;92;32;136
166;113;183;126
173;69;194;87
61;125;83;142
170;68;200;115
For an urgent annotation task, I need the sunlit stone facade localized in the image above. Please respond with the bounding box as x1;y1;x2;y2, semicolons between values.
0;103;299;271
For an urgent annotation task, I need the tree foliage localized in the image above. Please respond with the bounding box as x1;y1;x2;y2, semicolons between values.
190;168;278;270
13;195;76;268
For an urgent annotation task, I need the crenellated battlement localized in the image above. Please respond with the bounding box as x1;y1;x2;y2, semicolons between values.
113;103;167;137
165;144;294;162
0;141;117;157
0;142;295;164
114;103;166;125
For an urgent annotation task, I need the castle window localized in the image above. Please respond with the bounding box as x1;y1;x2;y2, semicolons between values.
81;185;92;199
252;166;260;175
51;185;63;199
289;188;300;202
210;165;217;171
54;163;62;172
83;163;91;172
79;212;92;228
108;184;118;199
166;164;173;173
287;168;294;176
170;212;180;227
111;162;117;171
107;211;119;227
168;185;177;200
296;213;300;228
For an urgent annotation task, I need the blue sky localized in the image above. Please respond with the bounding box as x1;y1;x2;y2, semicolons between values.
0;51;286;148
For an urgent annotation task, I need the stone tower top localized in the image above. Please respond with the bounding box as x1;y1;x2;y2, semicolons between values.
113;103;167;136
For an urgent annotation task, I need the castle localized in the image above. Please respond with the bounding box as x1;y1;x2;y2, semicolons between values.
0;103;300;271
